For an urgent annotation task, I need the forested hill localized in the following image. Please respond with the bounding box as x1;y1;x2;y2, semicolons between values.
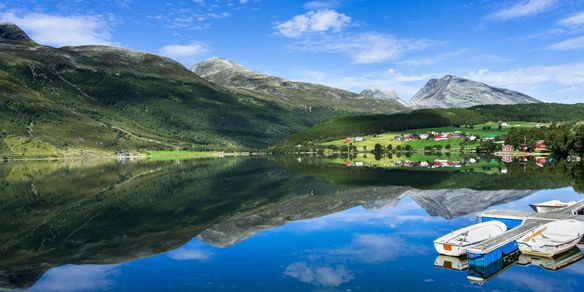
0;24;395;158
280;103;584;145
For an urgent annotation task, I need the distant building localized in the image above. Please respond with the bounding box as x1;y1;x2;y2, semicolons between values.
468;135;477;141
536;140;547;150
536;157;547;167
502;145;514;152
355;137;364;142
345;138;352;143
419;133;430;140
393;135;404;141
420;161;430;167
520;145;529;152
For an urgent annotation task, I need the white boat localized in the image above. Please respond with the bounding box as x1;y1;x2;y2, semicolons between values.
434;221;507;256
529;200;575;213
517;219;584;257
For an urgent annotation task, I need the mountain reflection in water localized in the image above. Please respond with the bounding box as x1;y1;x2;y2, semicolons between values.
0;156;583;291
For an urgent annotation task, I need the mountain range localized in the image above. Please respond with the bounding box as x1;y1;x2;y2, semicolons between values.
191;57;408;112
0;24;543;157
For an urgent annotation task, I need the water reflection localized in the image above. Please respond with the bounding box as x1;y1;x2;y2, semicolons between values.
0;156;582;291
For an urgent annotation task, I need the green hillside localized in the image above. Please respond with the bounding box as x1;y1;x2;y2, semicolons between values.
0;24;398;158
279;103;584;146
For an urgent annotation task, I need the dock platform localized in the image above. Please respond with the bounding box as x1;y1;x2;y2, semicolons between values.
467;199;584;265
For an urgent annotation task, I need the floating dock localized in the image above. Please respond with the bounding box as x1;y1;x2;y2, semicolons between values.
467;199;584;266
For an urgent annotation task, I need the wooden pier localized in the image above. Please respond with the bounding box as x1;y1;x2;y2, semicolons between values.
467;200;584;260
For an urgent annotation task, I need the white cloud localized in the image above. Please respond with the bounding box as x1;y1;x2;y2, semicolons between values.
284;262;354;287
486;0;555;21
326;233;429;263
466;62;584;86
557;11;584;28
0;12;114;47
28;264;120;292
466;63;584;102
547;35;584;50
292;32;433;64
158;42;209;59
276;9;351;38
167;245;214;261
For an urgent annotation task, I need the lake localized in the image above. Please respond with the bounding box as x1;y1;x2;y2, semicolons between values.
1;155;583;291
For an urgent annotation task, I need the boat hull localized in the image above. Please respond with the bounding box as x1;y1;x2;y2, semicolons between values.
518;237;580;257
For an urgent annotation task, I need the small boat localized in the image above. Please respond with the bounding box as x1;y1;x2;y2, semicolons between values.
434;221;507;256
517;219;584;257
529;200;575;213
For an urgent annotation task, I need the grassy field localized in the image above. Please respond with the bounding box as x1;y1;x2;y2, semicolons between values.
319;121;546;151
146;151;223;161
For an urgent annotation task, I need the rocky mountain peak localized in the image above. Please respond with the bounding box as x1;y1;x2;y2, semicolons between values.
359;88;408;107
0;23;35;45
409;74;540;109
192;57;251;78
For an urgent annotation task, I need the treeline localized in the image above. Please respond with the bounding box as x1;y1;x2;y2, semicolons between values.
504;123;584;155
279;103;584;146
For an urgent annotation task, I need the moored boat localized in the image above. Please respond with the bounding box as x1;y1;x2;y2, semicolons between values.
434;221;507;256
529;200;575;213
517;220;584;257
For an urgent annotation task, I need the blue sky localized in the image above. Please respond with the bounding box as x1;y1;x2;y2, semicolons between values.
2;0;584;103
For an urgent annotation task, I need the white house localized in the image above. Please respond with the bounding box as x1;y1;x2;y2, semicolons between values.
355;137;364;142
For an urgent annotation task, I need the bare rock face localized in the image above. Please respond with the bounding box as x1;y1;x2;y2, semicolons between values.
0;23;35;45
408;189;535;219
409;75;540;109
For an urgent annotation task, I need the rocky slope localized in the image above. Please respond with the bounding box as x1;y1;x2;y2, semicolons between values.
192;57;408;113
409;75;540;108
359;88;409;107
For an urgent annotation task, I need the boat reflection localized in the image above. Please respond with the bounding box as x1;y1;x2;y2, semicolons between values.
434;255;469;271
435;247;584;284
466;250;520;284
517;247;584;271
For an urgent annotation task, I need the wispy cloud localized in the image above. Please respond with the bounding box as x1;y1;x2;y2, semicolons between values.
303;1;340;10
0;12;114;47
557;11;584;28
167;245;214;261
547;35;584;50
326;233;429;263
276;9;351;38
467;62;584;86
398;49;468;66
289;32;434;64
28;264;120;292
284;262;354;287
466;63;584;102
159;42;209;60
486;0;556;21
292;68;436;98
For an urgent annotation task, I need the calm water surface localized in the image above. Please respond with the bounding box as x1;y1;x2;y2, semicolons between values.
1;156;583;291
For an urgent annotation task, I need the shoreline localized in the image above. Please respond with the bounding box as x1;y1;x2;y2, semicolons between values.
0;151;270;162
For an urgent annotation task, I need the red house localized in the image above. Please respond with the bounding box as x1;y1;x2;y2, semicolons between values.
502;145;514;152
536;140;547;150
345;137;352;143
